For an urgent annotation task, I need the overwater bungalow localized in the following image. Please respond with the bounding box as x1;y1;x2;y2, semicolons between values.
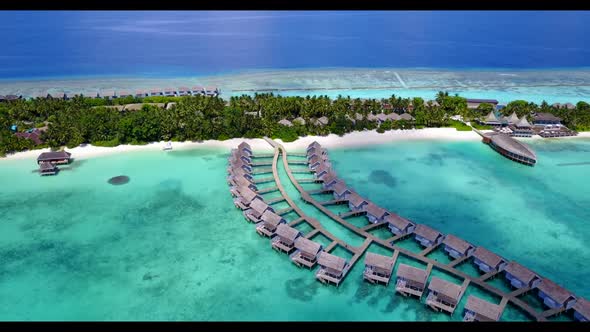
308;150;328;163
177;87;190;96
256;210;286;237
278;119;293;127
573;298;590;322
39;161;58;176
244;198;273;223
308;155;327;170
271;224;301;253
191;86;204;95
395;263;428;298
230;151;252;164
426;277;462;315
347;193;369;212
291;237;323;268
37;151;71;165
463;295;502;322
442;234;475;259
332;181;352;200
233;187;262;210
307;141;322;153
503;261;541;289
149;89;162;97
535;279;576;310
229;180;257;197
229;159;253;173
385;213;415;236
471;247;507;274
313;163;332;179
163;88;177;97
363;252;395;285
321;172;339;189
316;252;348;286
482;132;537;166
413;224;444;248
237;142;253;156
228;171;254;188
364;203;389;224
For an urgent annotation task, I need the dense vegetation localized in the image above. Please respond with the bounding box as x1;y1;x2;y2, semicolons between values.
1;91;589;156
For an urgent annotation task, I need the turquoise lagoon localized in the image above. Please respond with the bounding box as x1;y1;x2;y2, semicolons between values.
0;137;589;321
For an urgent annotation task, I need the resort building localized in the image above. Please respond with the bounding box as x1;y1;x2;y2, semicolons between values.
395;263;428;298
363;252;395;285
463;295;502;322
271;224;301;253
243;198;273;223
387;113;401;121
505;112;520;125
331;181;352;200
177;87;190;96
37;151;71;165
308;154;328;170
510;116;534;137
313;116;329;127
256;210;286;237
233;187;262;210
535;279;576;310
204;86;219;97
442;234;475;259
278;119;293;127
471;246;507;274
533;112;562;126
163;88;177;97
135;90;147;98
39;161;58;176
306;141;322;154
191;86;204;95
49;92;67;100
316;252;349;286
385;213;415;236
321;172;339;189
313;163;332;180
482;132;537;166
15;128;45;145
149;89;163;97
425;277;463;315
482;111;504;127
291;237;323;268
503;261;541;289
237;142;253;156
466;98;499;110
229;178;257;196
347;193;369;212
376;113;388;125
573;298;590;322
413;224;444;248
101;90;116;99
399;113;415;122
231;151;252;164
364;203;389;224
229;159;253;173
118;91;132;98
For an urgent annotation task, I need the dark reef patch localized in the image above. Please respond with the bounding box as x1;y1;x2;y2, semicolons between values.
368;170;397;188
285;277;320;302
108;175;130;185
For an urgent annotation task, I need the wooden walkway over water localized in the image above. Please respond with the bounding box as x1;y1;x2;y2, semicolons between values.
260;137;548;322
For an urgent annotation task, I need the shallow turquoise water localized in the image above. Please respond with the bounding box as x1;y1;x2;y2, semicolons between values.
0;138;588;320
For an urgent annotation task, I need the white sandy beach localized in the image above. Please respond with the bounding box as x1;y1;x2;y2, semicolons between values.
2;128;589;162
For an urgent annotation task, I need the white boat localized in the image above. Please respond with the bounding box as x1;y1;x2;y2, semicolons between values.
163;141;173;151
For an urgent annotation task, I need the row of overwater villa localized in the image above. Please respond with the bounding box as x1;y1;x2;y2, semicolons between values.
226;140;589;322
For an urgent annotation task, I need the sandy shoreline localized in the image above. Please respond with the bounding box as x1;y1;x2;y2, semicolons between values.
2;128;589;162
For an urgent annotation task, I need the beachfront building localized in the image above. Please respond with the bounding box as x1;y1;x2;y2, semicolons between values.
363;252;395;285
39;161;59;176
37;151;71;165
471;246;507;274
177;87;190;96
399;113;415;122
271;224;301;253
229;160;253;173
231;150;252;164
233;187;262;210
505;112;520;125
331;181;352;200
510;116;534;137
191;86;204;96
321;172;339;190
573;298;590;322
364;203;389;224
467;98;499;110
535;279;576;310
101;90;115;99
135;90;147;98
308;155;328;170
387;113;401;121
395;263;428;298
256;210;286;237
118;91;132;98
463;295;502;322
163;88;177;97
204;86;219;97
316;252;348;286
291;237;323;268
347;193;369;212
413;224;444;248
482;132;537;166
442;234;475;259
312;116;329;127
313;163;332;180
425;277;462;315
307;141;322;154
149;89;162;97
237;142;253;156
503;261;541;289
533;113;562;126
243;198;273;223
385;213;415;236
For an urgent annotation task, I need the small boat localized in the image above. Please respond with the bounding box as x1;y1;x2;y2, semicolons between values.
163;141;173;151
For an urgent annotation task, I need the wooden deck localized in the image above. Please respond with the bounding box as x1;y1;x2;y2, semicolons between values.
419;242;441;256
320;199;348;206
361;222;387;232
307;188;333;195
276;207;294;215
340;210;366;219
251;161;273;167
257;186;279;194
288;217;306;227
251;168;273;175
267;197;286;205
253;177;275;184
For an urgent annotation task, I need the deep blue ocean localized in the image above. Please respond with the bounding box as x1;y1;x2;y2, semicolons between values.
1;11;590;79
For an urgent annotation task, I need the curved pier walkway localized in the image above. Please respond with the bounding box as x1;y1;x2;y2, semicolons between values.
262;137;547;322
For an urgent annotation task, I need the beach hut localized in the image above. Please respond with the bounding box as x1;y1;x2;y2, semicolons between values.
363;252;395;285
278;119;293;127
506;112;520;125
39;161;58;176
395;263;428;298
271;224;301;253
163;88;177;97
37;151;71;165
313;163;332;179
227;168;254;184
376;113;388;124
364;203;389;224
315;116;329;127
204;86;219;96
471;247;507;274
229;179;257;197
321;172;339;189
15;128;44;145
347;193;368;212
413;224;444;248
177;87;190;96
355;113;364;121
230;151;252;165
463;295;502;322
316;252;348;286
317;169;336;182
191;86;204;96
535;279;576;310
483;111;502;126
385;213;415;236
399;113;415;121
293;117;306;125
134;90;147;98
442;234;475;259
425;277;463;314
573;298;590;322
101;90;116;99
256;210;286;237
503;261;541;289
149;89;162;97
244;198;273;223
233;187;262;210
367;113;378;122
237;142;253;156
291;237;323;268
331;181;352;200
511;116;534;137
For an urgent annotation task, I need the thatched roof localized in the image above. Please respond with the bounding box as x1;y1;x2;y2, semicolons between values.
367;113;378;121
39;161;57;171
414;224;442;243
442;234;473;255
472;247;505;268
355;113;364;121
317;116;329;125
396;263;427;284
364;203;388;219
515;116;532;128
428;277;461;301
321;172;338;184
387;113;401;121
503;261;538;284
376;113;388;122
307;141;321;150
536;279;574;304
400;113;415;121
278;119;293;127
314;163;332;175
486;132;536;160
506;112;520;124
484;111;500;123
465;295;502;321
318;252;347;272
384;213;414;231
294;237;322;256
534;112;562;122
37;151;71;162
573;298;590;318
364;252;395;272
275;224;300;242
347;192;367;207
249;198;269;214
239;187;259;203
332;181;350;196
261;210;284;227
